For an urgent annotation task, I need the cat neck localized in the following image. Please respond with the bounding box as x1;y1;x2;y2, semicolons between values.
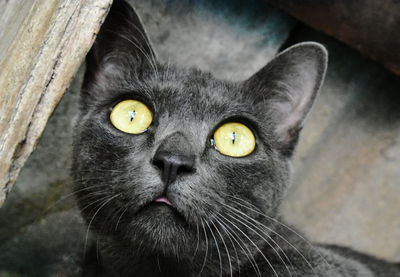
89;223;299;277
92;238;197;277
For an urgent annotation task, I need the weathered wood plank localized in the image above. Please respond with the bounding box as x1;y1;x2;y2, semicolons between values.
266;0;400;75
0;0;113;207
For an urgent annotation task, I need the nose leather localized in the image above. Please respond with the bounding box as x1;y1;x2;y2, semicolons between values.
152;151;195;185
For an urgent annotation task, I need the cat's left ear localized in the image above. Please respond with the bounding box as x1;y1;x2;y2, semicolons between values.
244;42;328;156
84;0;157;87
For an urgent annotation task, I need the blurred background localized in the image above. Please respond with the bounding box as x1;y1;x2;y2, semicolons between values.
0;0;399;275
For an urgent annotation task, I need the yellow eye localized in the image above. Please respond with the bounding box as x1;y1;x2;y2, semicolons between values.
213;122;255;157
110;100;152;134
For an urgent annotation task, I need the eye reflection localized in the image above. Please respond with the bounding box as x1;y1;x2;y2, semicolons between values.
129;110;136;122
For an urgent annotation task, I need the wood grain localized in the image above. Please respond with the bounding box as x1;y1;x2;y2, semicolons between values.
0;0;113;207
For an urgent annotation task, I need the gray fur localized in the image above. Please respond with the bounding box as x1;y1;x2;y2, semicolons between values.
72;1;400;276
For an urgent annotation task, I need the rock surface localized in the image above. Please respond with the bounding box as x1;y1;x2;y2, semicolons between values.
282;26;400;262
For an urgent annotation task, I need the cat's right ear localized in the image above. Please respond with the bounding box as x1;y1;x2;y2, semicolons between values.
83;0;157;88
243;42;327;157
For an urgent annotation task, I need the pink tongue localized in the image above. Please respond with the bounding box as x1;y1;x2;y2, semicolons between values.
155;196;172;206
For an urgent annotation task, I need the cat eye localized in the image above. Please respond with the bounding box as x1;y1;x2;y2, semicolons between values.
212;122;255;157
110;100;152;134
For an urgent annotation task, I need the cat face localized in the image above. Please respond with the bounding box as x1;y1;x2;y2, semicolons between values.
72;0;327;268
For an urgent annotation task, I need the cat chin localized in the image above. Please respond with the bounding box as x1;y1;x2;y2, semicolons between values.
124;203;194;252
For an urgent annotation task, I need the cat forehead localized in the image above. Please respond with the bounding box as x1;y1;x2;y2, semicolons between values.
117;64;255;118
91;62;260;123
148;66;254;119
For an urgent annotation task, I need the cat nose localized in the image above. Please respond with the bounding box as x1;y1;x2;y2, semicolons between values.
152;151;195;186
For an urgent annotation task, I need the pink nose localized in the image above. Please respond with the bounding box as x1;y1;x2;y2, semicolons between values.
155;196;172;206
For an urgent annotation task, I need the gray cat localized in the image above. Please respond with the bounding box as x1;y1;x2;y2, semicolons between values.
72;1;400;276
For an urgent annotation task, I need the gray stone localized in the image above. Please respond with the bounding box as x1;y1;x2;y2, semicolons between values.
282;26;400;262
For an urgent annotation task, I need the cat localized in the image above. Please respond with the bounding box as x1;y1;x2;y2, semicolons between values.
72;1;400;276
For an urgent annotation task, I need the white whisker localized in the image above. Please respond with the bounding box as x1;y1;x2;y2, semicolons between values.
210;220;233;277
197;218;209;277
205;221;223;277
84;194;121;254
223;204;293;277
227;194;333;273
213;214;241;276
218;212;278;277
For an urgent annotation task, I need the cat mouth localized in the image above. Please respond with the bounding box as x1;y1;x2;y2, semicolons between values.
133;196;188;230
154;196;172;206
135;195;181;216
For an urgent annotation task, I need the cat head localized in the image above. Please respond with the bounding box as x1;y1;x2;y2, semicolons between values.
73;0;327;270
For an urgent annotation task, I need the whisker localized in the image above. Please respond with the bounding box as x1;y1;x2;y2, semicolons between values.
192;221;201;259
216;212;262;277
120;14;159;80
210;219;233;277
213;214;241;275
198;198;261;277
227;195;333;273
83;194;121;254
197;218;209;277
223;206;293;277
205;221;223;277
78;194;113;213
107;30;158;79
223;200;311;273
164;56;172;81
115;206;129;231
217;212;279;277
41;184;109;214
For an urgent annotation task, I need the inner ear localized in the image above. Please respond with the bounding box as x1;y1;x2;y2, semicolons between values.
244;42;328;156
84;0;157;87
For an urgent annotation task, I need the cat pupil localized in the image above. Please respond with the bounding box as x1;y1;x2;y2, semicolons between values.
129;110;136;122
231;131;236;144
